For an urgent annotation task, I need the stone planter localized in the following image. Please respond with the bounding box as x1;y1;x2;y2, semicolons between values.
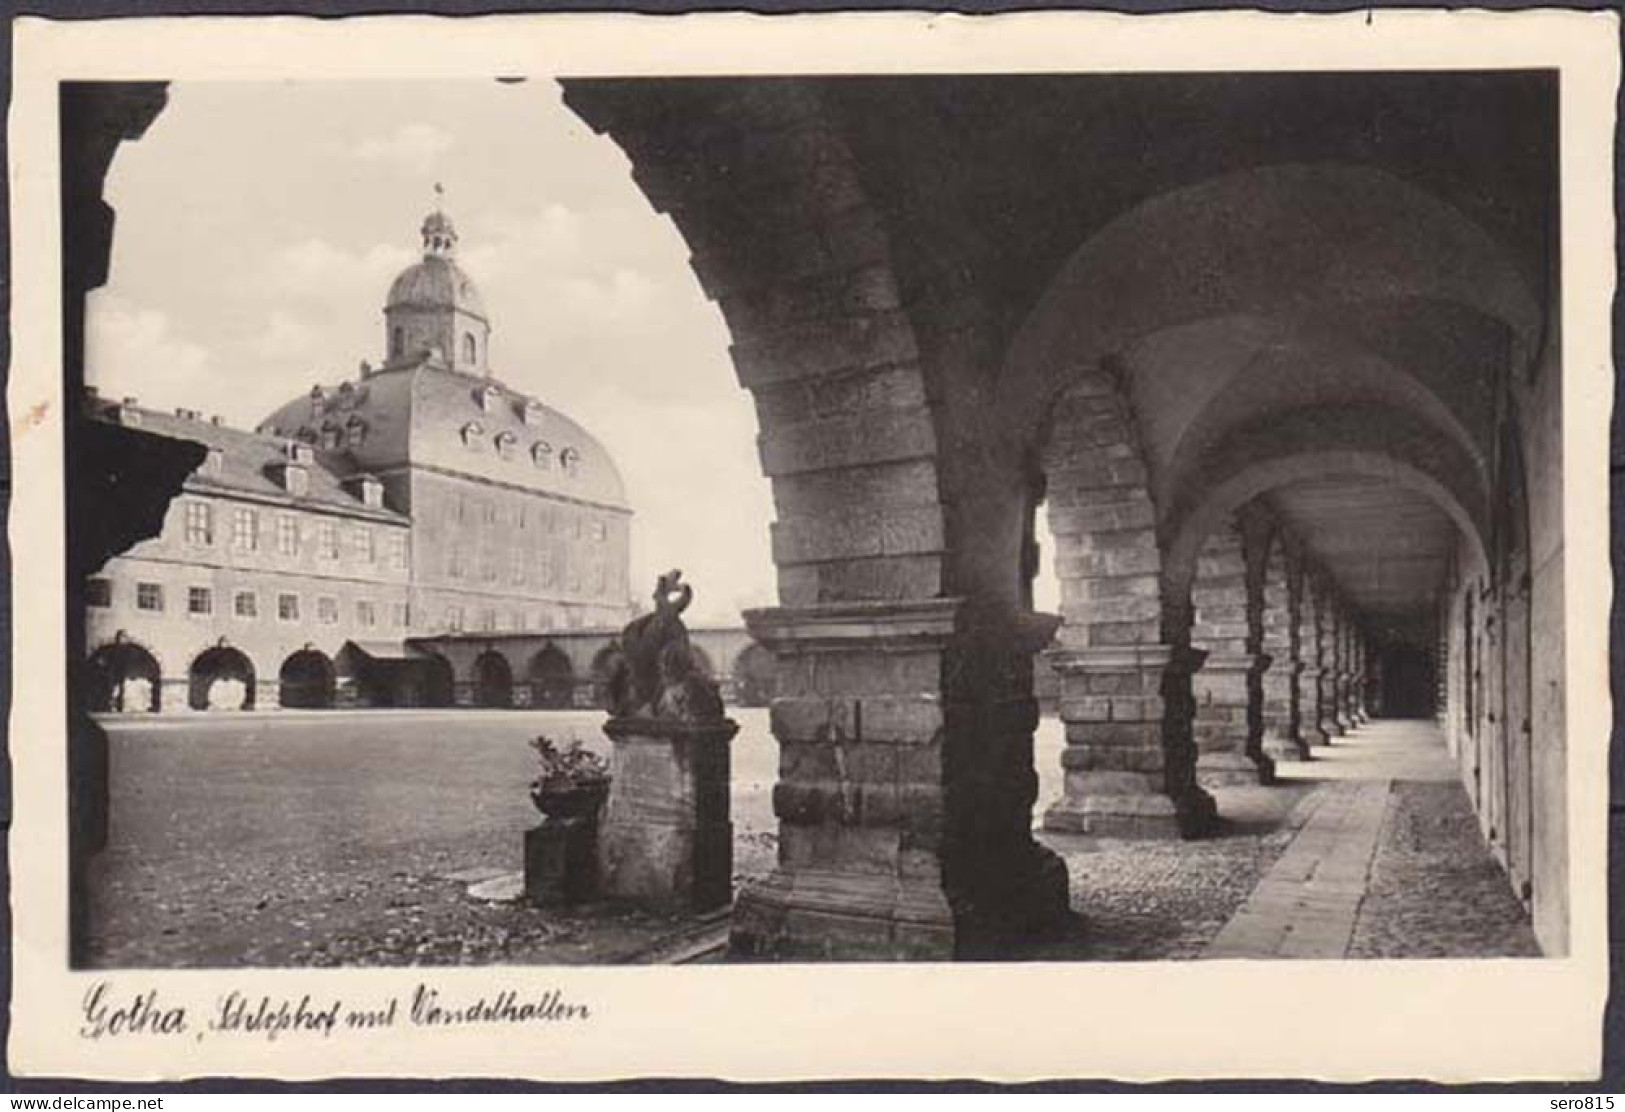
530;781;610;821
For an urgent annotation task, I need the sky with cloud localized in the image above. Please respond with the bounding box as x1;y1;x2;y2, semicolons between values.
89;79;785;624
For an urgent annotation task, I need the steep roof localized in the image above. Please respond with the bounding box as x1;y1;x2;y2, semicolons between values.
86;398;408;524
257;355;630;512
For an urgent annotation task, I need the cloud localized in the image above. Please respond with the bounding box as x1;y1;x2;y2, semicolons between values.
263;237;415;300
85;294;213;396
249;309;319;360
353;123;455;172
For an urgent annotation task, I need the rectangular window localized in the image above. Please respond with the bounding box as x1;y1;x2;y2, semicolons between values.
277;592;300;622
448;547;464;579
277;514;300;556
184;501;213;546
317;596;339;625
391;601;410;628
592;520;607;542
318;521;339;560
136;582;163;612
480;551;496;582
480;608;497;632
85;578;112;608
510;547;525;585
447;606;464;632
387;532;408;571
234;590;257;619
352;528;374;563
232;508;258;552
356;600;376;628
188;586;212;616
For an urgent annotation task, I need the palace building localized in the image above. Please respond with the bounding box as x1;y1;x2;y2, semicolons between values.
84;206;635;711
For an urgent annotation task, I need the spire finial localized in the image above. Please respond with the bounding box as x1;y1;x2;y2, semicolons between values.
433;181;445;208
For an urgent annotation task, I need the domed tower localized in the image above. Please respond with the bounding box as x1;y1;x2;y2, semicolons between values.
384;205;490;375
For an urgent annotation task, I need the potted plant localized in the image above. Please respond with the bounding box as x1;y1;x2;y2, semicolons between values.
528;735;610;821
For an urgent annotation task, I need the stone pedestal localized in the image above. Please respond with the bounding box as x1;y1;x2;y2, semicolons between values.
524;798;604;907
1044;644;1217;839
1193;652;1274;786
597;716;737;912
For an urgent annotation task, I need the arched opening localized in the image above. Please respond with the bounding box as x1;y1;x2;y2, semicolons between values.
730;643;776;708
188;645;256;711
462;331;477;365
526;645;574;709
472;650;513;709
278;649;335;709
86;639;162;713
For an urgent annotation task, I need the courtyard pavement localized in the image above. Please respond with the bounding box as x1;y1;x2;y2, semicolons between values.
82;710;1538;967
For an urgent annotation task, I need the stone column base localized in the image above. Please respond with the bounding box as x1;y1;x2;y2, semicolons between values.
730;868;956;961
1262;732;1311;762
1044;770;1217;839
598;715;737;913
1196;748;1273;788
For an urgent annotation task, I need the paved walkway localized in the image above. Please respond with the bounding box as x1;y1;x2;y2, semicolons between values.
1200;719;1540;960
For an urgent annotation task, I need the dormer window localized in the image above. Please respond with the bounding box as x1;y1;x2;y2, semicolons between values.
475;384;500;412
203;448;225;477
494;431;517;460
521;400;546;426
559;446;581;476
531;441;553;470
460;421;486;449
275;463;310;496
320;424;343;451
309;386;326;417
345;474;384;508
287;440;315;464
345;416;368;448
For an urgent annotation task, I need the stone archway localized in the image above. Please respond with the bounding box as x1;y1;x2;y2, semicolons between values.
86;639;162;713
527;645;574;710
188;645;256;711
279;648;335;709
472;650;513;709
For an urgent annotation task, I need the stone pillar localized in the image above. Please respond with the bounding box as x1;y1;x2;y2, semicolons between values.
731;600;1070;960
1189;520;1271;785
159;677;188;712
1344;624;1366;726
255;679;280;711
1317;587;1344;741
1301;581;1329;746
598;716;738;911
1333;608;1357;732
454;680;475;708
1256;527;1308;763
1045;642;1215;838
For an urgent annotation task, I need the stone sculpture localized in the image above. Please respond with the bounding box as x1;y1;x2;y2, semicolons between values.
605;569;724;722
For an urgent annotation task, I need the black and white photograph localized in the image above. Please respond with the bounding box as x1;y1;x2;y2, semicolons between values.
8;10;1614;1084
